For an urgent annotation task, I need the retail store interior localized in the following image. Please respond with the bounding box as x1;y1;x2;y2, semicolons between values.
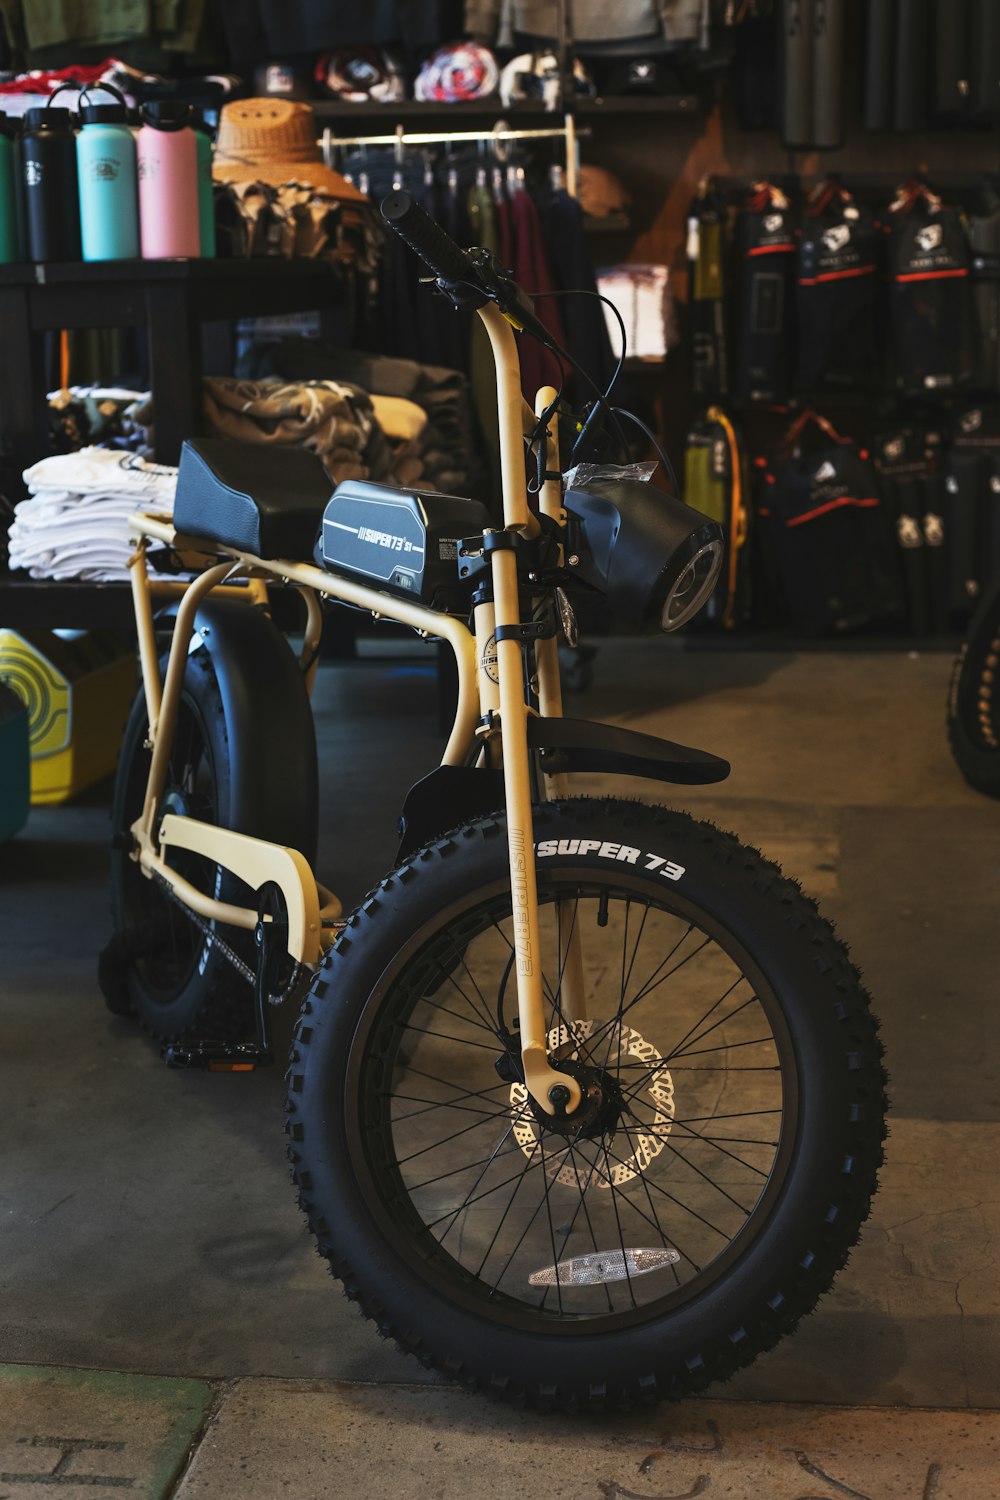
2;1;1000;1496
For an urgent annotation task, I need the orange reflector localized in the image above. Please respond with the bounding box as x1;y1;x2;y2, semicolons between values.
209;1062;255;1072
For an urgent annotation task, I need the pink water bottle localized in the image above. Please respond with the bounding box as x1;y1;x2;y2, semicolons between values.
137;101;200;258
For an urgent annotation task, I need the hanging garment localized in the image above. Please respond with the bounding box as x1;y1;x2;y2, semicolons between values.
463;0;706;48
886;182;973;396
795;179;879;392
729;0;779;131
508;184;565;402
538;186;617;398
687;180;730;399
755;410;902;633
781;0;845;150
251;0;462;55
863;0;893;130
737;182;796;404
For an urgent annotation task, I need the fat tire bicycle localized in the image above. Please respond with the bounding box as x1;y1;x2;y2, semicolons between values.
948;573;1000;797
101;192;886;1412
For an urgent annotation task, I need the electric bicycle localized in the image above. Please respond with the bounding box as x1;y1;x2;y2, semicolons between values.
101;191;886;1412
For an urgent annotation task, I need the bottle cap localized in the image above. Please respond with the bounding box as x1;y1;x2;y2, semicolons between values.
24;106;76;131
142;100;193;131
80;101;128;125
0;112;18;140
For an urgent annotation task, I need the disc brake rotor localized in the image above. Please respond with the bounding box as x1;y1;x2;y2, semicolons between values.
509;1018;674;1188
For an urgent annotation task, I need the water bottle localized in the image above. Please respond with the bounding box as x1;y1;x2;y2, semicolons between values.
137;101;200;259
21;87;81;262
192;113;216;258
0;114;20;262
76;82;138;261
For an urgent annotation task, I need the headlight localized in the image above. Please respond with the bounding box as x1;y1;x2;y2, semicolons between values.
564;479;725;633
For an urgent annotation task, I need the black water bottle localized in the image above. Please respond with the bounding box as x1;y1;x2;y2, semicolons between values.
21;87;81;263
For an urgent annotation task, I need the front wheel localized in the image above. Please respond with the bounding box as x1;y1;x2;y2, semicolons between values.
286;798;885;1412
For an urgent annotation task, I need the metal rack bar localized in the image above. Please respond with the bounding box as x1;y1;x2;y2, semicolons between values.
322;115;586;195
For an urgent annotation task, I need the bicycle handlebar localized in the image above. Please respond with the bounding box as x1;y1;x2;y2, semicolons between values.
380;190;485;301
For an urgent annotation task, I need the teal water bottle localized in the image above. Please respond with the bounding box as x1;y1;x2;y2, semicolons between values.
0;113;20;262
76;82;138;261
192;113;215;257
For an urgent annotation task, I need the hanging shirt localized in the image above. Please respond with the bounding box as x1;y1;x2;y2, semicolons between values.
508;187;566;402
538;187;616;400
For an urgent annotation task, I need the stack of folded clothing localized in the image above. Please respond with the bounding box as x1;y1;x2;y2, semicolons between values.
8;449;176;583
265;340;486;499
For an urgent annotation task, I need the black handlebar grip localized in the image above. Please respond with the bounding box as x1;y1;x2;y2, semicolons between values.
380;189;480;290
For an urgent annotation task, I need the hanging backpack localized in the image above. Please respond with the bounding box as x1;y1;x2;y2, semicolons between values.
737;181;796;405
885;181;973;396
755;410;902;633
795;178;879;392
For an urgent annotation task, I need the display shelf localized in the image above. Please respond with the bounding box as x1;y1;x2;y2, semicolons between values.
313;95;700;122
0;576;313;632
0;579;135;630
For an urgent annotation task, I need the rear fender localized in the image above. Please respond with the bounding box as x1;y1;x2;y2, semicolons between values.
156;596;319;867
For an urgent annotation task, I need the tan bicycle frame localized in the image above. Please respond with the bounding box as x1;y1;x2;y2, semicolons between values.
126;300;583;1115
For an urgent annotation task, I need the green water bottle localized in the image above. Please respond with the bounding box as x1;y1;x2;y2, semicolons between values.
192;113;215;258
0;113;21;262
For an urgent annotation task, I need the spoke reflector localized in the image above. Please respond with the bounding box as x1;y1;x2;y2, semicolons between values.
528;1248;679;1287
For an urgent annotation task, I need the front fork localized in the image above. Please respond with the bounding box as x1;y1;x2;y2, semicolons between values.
471;327;586;1116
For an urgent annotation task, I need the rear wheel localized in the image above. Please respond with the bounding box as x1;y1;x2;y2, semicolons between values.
287;797;885;1411
948;576;1000;797
106;648;255;1040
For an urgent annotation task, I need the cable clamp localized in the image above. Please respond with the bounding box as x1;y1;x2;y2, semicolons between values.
494;619;557;645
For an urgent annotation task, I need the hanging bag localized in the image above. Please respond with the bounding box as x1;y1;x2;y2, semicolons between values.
737;180;796;404
886;180;973;395
795;178;879;392
756;410;902;632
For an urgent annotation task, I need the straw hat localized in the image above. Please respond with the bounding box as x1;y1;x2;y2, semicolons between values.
212;97;367;203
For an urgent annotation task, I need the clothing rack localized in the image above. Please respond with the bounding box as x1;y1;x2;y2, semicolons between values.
321;115;586;198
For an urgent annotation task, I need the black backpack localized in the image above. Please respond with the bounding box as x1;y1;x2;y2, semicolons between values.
755;411;902;633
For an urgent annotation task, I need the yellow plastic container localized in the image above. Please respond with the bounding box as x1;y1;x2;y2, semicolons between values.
0;630;136;804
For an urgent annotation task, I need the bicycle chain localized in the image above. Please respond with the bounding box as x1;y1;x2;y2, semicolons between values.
152;872;258;988
152;873;311;1003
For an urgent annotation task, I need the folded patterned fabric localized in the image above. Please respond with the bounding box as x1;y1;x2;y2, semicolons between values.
370;394;427;445
202;376;372;485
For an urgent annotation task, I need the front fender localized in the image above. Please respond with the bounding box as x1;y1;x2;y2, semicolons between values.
526;716;730;786
395;717;728;861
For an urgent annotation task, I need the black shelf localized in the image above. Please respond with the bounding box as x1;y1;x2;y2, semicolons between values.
313;95;700;122
0;579;136;630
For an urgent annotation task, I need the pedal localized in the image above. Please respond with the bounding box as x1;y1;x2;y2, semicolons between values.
161;1041;273;1071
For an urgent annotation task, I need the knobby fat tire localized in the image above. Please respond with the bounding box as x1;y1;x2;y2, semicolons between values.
108;648;253;1040
286;797;886;1412
948;575;1000;798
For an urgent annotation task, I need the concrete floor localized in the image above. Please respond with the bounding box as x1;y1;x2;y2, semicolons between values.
2;641;999;1495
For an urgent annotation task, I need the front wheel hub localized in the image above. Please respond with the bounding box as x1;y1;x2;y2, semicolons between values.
532;1059;619;1139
